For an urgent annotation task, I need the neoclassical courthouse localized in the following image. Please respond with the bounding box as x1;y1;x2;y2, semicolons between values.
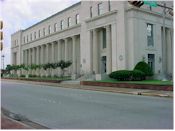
11;1;173;80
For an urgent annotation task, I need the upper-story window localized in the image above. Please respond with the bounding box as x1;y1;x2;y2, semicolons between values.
27;35;28;42
75;14;79;24
34;32;36;39
54;23;57;32
43;28;45;36
30;33;32;41
68;17;71;27
147;23;154;47
38;30;40;38
60;20;64;30
98;3;103;15
90;6;92;17
48;25;51;34
108;0;111;11
23;37;25;43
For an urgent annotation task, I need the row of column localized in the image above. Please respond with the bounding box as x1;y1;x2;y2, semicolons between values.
23;35;79;75
91;25;112;74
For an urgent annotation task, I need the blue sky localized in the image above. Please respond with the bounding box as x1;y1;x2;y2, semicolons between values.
0;0;80;69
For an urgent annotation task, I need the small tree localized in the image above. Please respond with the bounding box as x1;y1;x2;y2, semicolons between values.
58;60;72;79
6;64;13;74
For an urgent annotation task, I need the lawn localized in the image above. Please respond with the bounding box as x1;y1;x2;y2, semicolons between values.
95;79;173;86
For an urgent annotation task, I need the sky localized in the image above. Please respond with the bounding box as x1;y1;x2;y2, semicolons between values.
0;0;80;69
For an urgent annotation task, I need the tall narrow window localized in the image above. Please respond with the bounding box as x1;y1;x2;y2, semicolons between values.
90;6;92;17
98;3;103;15
102;29;106;49
75;14;79;24
54;23;57;32
38;30;40;38
30;33;32;41
60;20;64;30
68;17;71;27
27;35;28;42
48;25;51;34
108;0;111;11
34;32;36;39
43;28;45;36
23;37;25;43
148;54;155;72
147;23;154;47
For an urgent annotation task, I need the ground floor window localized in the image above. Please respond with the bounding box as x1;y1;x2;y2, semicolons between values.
101;56;106;73
148;54;155;73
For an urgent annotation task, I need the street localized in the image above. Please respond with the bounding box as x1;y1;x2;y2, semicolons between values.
1;80;173;129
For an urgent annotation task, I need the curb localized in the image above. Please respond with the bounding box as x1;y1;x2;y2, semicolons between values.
2;79;173;98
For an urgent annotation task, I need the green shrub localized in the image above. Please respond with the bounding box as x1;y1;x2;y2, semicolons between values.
109;70;132;81
131;70;145;81
134;61;153;76
20;74;25;77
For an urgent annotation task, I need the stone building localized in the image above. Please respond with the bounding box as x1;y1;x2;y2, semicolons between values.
11;1;173;80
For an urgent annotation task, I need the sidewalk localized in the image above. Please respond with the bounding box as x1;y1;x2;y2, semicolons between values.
2;79;173;98
1;114;31;129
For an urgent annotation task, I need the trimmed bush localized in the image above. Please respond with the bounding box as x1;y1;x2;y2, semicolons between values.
109;70;132;81
20;74;25;77
131;70;145;81
134;61;153;76
109;70;145;81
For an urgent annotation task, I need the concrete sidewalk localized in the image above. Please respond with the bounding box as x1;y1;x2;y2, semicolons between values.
1;114;31;129
2;79;173;98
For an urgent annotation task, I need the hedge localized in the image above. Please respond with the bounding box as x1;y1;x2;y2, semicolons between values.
109;70;145;81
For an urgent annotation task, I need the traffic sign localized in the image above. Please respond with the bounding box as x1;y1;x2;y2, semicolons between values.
143;1;158;7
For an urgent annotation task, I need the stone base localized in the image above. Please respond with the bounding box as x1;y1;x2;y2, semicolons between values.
71;74;78;80
95;74;110;80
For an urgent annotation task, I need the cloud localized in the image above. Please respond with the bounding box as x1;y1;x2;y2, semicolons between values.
1;0;80;68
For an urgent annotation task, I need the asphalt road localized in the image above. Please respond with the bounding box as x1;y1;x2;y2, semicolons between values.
1;81;173;129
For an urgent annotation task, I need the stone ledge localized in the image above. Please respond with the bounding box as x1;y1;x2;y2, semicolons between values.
80;81;173;91
2;78;62;83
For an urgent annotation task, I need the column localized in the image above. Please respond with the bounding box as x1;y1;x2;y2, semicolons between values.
46;44;49;63
51;42;55;63
106;25;112;74
111;23;118;71
36;46;39;65
28;48;31;65
93;29;99;74
89;30;93;74
57;40;62;62
64;39;68;61
32;47;35;64
72;36;77;74
166;29;172;74
40;45;44;64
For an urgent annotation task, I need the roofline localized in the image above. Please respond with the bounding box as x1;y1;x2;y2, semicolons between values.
24;1;81;31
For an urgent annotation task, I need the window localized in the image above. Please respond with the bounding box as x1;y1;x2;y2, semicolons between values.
30;33;32;41
23;37;25;43
68;17;71;27
38;30;40;38
27;35;28;42
43;28;45;36
108;0;111;11
148;54;155;72
34;32;36;39
54;23;57;32
90;6;92;17
48;25;51;34
60;20;64;30
75;14;79;24
147;23;154;47
102;29;106;49
98;3;103;15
